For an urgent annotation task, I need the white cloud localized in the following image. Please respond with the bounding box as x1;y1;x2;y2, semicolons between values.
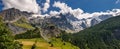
53;1;84;14
50;11;60;16
52;1;120;19
2;0;41;14
53;1;71;14
2;0;120;18
43;0;50;12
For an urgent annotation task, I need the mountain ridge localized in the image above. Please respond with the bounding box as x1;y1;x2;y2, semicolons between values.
0;8;119;34
68;15;120;49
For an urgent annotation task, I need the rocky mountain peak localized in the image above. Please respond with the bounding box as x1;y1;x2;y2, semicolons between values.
0;8;31;22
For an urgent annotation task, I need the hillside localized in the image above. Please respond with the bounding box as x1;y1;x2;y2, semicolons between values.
0;8;116;34
0;16;22;49
0;8;119;49
17;38;79;49
0;8;80;49
1;0;120;49
0;8;34;34
68;15;120;49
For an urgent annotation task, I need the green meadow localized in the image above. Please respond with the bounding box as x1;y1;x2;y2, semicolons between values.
17;38;80;49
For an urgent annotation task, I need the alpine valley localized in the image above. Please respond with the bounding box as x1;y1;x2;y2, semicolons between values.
0;8;120;49
1;0;120;49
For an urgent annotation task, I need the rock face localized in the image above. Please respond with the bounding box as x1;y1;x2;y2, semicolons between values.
29;13;115;33
0;8;116;34
41;23;61;38
7;23;27;34
98;15;112;21
0;8;33;34
48;13;113;33
0;8;63;38
91;18;99;26
49;14;74;31
0;8;31;21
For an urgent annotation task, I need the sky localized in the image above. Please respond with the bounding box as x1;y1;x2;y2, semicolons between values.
1;0;120;13
0;0;120;19
64;0;120;12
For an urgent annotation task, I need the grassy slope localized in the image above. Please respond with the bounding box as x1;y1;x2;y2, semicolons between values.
17;38;80;49
13;17;34;29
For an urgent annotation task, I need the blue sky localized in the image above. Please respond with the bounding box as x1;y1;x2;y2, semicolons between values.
0;0;120;13
63;0;120;12
0;0;3;11
49;0;120;13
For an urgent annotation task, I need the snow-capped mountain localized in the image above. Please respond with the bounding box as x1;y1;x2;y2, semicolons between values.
30;12;119;33
1;8;119;33
52;13;114;33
